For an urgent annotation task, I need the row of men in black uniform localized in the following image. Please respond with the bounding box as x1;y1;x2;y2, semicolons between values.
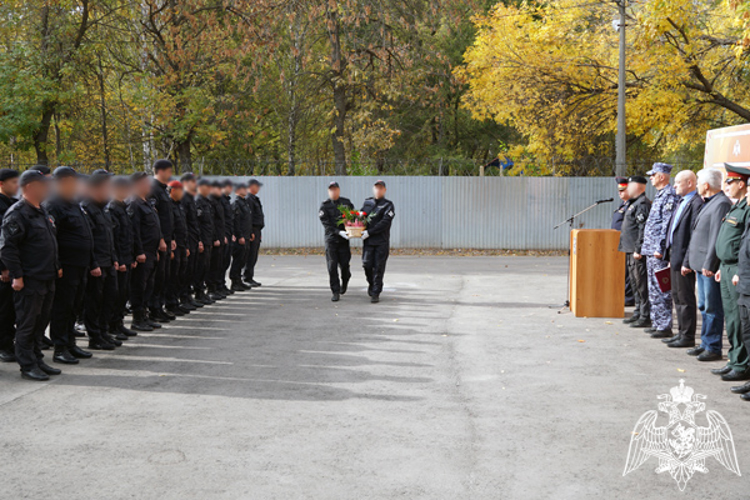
0;160;265;381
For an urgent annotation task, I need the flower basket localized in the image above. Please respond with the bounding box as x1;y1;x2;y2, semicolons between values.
345;225;364;239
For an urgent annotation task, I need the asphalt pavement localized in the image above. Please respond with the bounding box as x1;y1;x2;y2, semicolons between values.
0;255;747;499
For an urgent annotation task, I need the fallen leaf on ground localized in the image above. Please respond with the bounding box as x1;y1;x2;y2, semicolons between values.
577;339;586;343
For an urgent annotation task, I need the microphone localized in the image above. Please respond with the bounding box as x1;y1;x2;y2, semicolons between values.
596;198;614;204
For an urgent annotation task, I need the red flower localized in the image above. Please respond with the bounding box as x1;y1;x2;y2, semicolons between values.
350;210;357;215
360;212;367;216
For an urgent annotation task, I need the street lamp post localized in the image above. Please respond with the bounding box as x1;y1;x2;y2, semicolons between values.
615;0;627;177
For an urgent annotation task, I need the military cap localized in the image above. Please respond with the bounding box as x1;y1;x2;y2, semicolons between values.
221;179;234;187
19;169;48;187
616;176;628;191
88;169;113;185
167;180;183;190
628;175;648;185
248;178;263;187
197;178;211;187
374;179;386;187
0;169;19;182
130;171;149;182
210;180;222;188
724;163;750;182
52;166;79;179
112;176;131;188
152;159;174;172
180;172;196;182
29;165;51;176
646;162;673;176
328;181;340;189
235;182;247;190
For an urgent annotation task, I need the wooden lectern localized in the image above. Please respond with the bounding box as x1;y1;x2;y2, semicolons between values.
569;229;625;318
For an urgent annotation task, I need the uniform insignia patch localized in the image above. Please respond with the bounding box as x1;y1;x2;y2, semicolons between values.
319;210;324;217
6;221;20;235
388;210;394;217
48;215;55;226
636;213;646;223
197;209;203;217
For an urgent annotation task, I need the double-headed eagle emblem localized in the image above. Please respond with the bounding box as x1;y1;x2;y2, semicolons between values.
624;380;740;490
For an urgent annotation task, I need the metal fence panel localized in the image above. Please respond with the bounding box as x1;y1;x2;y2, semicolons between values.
210;176;654;250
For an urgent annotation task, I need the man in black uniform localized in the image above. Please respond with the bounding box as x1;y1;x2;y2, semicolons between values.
107;176;137;338
208;182;226;300
0;170;61;380
128;172;163;331
230;183;252;292
180;173;203;309
194;179;216;304
244;179;264;287
149;159;175;323
618;176;652;327
81;170;121;350
361;180;396;303
319;181;354;302
611;176;634;306
220;180;235;295
45;167;94;363
166;180;190;316
0;168;19;363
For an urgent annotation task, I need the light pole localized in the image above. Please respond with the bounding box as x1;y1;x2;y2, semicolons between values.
615;0;627;177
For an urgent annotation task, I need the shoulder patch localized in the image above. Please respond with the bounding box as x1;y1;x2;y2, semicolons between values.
5;219;20;235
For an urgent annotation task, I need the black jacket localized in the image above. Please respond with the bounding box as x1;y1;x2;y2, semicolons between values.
128;196;162;258
361;197;395;246
664;194;704;267
0;193;16;271
182;191;200;250
209;195;225;243
319;197;353;242
618;193;651;254
149;179;173;243
232;195;253;240
221;194;234;239
106;199;135;266
81;199;116;269
247;193;264;229
0;199;59;281
43;196;94;269
171;199;188;248
195;195;215;246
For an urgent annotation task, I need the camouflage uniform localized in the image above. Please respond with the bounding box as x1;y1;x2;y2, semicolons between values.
642;183;679;331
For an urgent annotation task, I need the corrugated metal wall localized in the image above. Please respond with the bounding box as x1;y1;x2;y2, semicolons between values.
211;176;656;250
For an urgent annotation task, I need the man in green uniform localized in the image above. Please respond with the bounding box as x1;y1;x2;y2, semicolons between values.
715;164;750;381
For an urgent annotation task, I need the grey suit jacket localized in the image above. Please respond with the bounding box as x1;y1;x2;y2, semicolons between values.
685;192;732;273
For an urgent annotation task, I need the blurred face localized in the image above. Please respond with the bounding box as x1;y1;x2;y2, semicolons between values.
198;184;211;196
155;167;172;183
23;180;49;205
56;176;79;200
113;184;131;201
649;172;669;189
0;177;19;197
249;184;260;195
135;178;151;198
89;181;111;203
222;185;232;195
725;177;747;199
169;187;184;202
373;185;386;199
210;186;221;196
328;187;340;200
627;183;643;198
236;187;247;198
617;188;629;202
183;179;196;193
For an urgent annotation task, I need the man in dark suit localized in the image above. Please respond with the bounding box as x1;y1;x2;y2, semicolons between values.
611;176;634;306
664;170;703;348
684;168;732;361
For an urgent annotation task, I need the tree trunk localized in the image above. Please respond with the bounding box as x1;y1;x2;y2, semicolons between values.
326;5;347;176
97;56;110;168
34;102;55;165
175;138;192;173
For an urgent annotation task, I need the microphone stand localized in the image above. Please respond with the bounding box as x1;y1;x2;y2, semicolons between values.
552;199;613;312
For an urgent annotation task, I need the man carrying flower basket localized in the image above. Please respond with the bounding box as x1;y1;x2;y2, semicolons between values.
360;180;395;303
319;181;354;301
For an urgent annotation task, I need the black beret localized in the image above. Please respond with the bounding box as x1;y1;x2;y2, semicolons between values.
130;171;149;182
29;165;51;176
628;175;648;185
0;169;19;182
248;179;263;187
180;172;196;182
328;181;339;189
52;166;79;179
374;179;386;187
152;159;173;172
19;169;48;187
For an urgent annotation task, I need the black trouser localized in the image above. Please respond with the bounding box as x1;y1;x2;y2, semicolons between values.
362;243;389;296
150;247;169;310
194;245;211;295
243;228;261;282
625;264;634;304
14;279;55;372
739;296;750;360
230;241;248;282
626;253;650;320
209;242;224;288
109;267;130;329
221;241;232;287
166;246;186;308
671;264;697;341
0;279;16;352
84;265;117;339
131;254;157;315
325;239;351;293
182;245;198;300
50;265;87;348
